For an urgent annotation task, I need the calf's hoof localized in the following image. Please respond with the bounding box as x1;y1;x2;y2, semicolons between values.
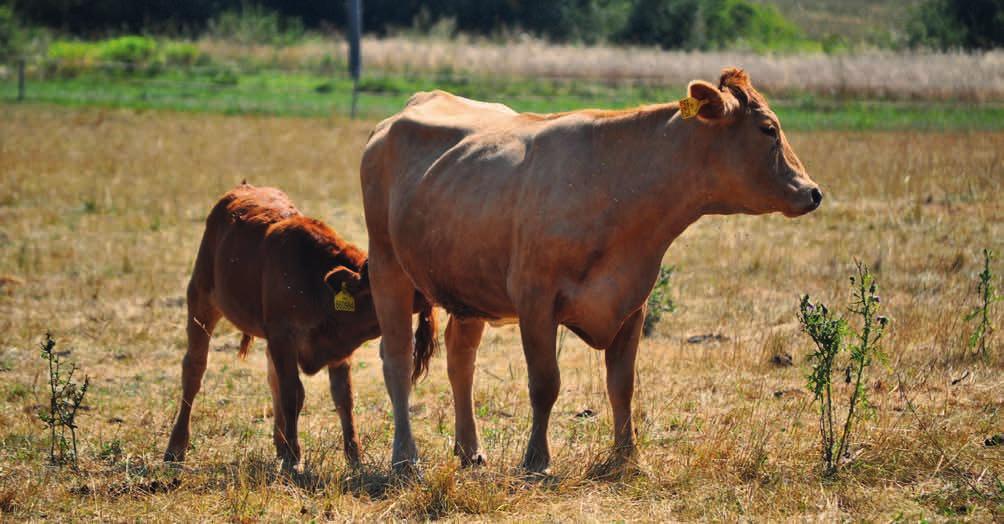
163;448;186;463
344;440;362;466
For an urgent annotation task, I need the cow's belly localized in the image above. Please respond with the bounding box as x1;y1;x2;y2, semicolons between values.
388;171;520;320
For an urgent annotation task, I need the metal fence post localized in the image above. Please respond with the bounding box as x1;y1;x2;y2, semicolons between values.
17;58;25;102
346;0;362;118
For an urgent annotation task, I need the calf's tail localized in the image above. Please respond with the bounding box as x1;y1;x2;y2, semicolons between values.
238;334;254;360
412;297;438;384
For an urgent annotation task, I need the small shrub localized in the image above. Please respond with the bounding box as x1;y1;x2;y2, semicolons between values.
46;40;99;76
97;36;157;65
799;262;887;476
644;265;677;337
207;4;305;46
210;65;240;86
47;40;98;62
162;41;203;67
966;248;999;359
38;333;90;468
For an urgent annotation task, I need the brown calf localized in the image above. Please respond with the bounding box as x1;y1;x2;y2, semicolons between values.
164;183;435;469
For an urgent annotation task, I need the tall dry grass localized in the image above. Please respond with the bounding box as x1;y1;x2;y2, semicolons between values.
0;105;1001;520
196;35;1004;101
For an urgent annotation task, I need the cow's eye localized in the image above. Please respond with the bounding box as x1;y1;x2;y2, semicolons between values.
760;125;778;138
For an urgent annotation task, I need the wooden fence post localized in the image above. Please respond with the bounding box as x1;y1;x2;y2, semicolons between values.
17;58;25;102
346;0;362;118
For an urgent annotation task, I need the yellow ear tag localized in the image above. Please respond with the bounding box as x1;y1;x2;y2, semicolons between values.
679;96;707;119
334;282;356;312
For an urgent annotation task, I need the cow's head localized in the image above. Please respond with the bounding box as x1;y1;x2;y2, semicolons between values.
686;68;821;217
321;261;381;351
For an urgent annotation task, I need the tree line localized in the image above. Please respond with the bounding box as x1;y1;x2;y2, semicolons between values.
4;0;1003;51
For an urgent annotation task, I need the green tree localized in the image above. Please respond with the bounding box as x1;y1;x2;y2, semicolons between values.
619;0;700;49
908;0;1004;50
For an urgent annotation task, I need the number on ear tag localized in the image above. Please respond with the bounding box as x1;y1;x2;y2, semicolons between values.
334;282;356;312
679;96;707;119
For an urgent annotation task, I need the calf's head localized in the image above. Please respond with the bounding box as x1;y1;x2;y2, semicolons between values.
687;68;821;217
320;262;381;352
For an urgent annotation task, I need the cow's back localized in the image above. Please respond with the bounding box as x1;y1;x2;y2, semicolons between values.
198;184;301;337
362;91;519;206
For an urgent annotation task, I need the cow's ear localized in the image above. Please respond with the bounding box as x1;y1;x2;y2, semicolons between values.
324;266;362;294
687;80;737;121
358;260;370;283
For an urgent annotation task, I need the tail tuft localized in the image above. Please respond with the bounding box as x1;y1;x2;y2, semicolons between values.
412;300;438;384
238;334;254;360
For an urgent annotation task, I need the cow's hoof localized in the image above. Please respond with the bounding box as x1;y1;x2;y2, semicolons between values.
520;448;550;475
391;458;422;480
460;452;487;468
587;448;644;480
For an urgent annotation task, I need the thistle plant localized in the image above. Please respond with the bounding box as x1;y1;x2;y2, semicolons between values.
38;333;90;468
643;265;677;337
966;248;998;360
799;262;887;476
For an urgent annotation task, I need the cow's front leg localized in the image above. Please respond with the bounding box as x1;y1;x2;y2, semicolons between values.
266;341;304;471
604;306;643;462
518;312;559;473
328;359;361;465
445;316;486;466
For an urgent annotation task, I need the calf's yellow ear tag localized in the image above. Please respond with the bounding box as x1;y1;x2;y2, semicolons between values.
679;96;707;119
334;282;356;312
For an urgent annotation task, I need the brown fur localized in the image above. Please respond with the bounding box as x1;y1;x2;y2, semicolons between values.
362;68;822;472
164;183;435;469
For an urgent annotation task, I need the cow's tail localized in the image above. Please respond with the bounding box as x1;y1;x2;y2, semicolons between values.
412;297;438;384
238;334;254;360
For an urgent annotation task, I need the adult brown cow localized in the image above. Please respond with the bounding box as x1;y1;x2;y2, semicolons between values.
361;68;822;473
163;183;436;469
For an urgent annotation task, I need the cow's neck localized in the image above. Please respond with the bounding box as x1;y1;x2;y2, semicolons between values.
588;106;718;257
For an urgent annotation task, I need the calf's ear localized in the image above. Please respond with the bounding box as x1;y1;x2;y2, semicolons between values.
324;266;363;294
687;80;737;121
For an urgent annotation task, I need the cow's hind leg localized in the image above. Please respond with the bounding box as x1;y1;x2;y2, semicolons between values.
601;306;643;471
518;312;559;474
445;316;486;466
165;282;221;462
266;338;305;471
328;359;361;465
369;252;419;473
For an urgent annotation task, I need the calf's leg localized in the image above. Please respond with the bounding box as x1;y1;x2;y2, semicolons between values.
327;359;361;465
164;283;221;462
266;340;304;470
445;316;486;466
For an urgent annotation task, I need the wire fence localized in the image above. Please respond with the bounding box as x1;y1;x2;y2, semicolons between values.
2;56;685;119
5;54;1004;126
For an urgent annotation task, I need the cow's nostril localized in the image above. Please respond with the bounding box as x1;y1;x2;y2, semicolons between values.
810;188;823;206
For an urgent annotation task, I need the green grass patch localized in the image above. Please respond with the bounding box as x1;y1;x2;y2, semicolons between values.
4;68;1002;131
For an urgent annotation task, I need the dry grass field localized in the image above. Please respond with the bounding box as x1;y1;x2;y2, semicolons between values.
0;104;1002;521
195;36;1004;101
